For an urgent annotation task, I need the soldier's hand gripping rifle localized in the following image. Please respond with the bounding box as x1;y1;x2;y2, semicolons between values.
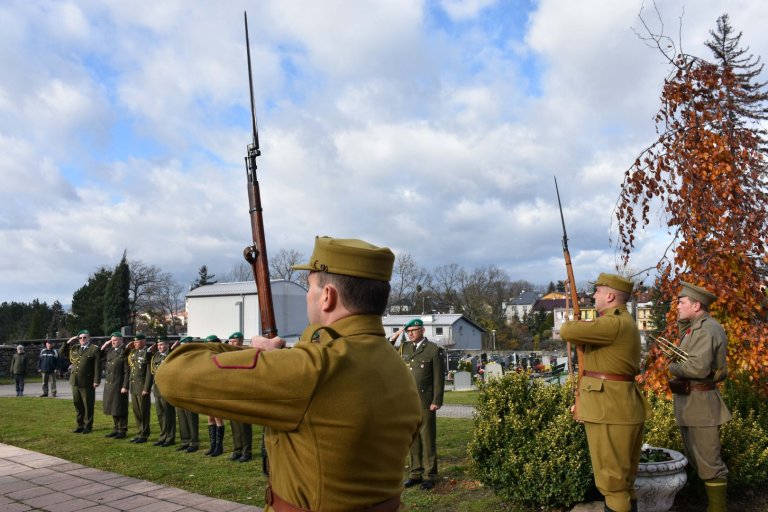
555;176;585;420
243;11;277;340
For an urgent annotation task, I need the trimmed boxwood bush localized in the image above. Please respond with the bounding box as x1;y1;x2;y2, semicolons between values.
469;372;592;509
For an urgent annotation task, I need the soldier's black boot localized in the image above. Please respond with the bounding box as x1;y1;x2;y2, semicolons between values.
630;499;637;512
204;425;216;456
210;425;225;457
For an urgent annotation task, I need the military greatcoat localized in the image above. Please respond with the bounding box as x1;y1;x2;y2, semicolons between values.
127;347;153;439
156;314;423;512
560;305;649;512
103;345;129;416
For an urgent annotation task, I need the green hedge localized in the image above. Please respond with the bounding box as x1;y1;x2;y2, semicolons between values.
471;371;768;508
469;372;592;509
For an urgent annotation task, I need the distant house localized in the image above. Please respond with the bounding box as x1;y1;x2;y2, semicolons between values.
382;314;485;351
186;280;307;343
502;290;541;323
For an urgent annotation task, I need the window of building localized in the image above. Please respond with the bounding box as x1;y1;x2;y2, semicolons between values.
436;327;443;335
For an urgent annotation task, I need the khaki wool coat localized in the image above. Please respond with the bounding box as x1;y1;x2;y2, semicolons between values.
156;314;423;512
103;346;129;416
66;344;102;388
669;314;731;427
400;338;445;409
127;348;153;394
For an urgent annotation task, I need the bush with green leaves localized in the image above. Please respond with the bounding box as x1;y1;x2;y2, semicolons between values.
469;373;592;509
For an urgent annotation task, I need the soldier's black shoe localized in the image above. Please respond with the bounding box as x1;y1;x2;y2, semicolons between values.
40;394;48;397
134;438;147;444
81;429;92;434
186;446;199;453
105;431;118;438
161;441;175;447
419;480;435;491
176;444;189;451
115;433;126;439
404;478;423;488
239;454;252;463
153;440;165;446
229;452;242;461
72;427;84;433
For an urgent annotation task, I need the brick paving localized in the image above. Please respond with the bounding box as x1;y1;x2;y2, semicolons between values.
0;444;262;512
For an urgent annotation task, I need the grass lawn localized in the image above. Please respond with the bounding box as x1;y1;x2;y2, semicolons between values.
0;396;510;511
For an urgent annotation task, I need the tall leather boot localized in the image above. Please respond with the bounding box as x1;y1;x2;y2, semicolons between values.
210;425;225;457
705;479;727;512
204;425;216;456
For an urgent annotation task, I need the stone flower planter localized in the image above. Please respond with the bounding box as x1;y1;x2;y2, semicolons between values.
635;447;688;512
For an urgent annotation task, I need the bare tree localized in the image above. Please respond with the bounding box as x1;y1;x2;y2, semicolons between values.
220;261;253;283
128;260;165;332
270;248;307;287
156;273;186;334
389;253;431;314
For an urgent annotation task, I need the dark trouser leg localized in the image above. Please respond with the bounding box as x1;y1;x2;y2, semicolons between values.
178;408;191;447
408;412;426;480
42;373;49;396
188;411;199;448
241;423;253;457
132;392;151;439
50;372;56;396
83;386;95;429
73;386;86;427
230;421;243;460
423;409;438;480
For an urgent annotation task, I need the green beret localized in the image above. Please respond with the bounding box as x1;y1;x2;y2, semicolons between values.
77;329;90;335
135;333;146;340
205;335;221;343
179;336;193;344
679;281;717;306
228;331;244;340
405;318;424;329
157;336;169;343
594;273;633;294
110;331;122;338
292;236;395;282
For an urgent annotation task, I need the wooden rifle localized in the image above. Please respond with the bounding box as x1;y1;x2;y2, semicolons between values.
554;176;585;420
243;11;277;340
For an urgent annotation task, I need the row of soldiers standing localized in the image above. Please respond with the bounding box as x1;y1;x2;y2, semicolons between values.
60;329;253;461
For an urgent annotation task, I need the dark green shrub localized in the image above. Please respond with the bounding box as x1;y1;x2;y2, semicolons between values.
643;394;683;452
469;373;592;509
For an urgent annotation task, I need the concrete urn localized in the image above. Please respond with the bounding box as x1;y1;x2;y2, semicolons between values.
635;447;688;512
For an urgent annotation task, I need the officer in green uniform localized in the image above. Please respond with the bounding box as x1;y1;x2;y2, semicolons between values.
157;236;422;512
100;332;129;439
62;330;102;433
126;333;153;443
151;336;176;447
560;273;649;512
669;281;730;512
172;336;200;453
226;331;254;462
393;318;445;490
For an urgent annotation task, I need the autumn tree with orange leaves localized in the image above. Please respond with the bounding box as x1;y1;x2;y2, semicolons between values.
616;14;768;395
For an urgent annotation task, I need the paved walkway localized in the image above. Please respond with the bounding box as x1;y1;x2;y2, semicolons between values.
0;444;262;512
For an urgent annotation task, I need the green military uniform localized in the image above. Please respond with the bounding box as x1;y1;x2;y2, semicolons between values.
151;342;176;446
156;236;423;512
560;273;649;512
127;337;153;442
103;336;129;438
62;332;102;432
400;322;445;485
669;282;730;511
174;337;200;453
227;332;254;463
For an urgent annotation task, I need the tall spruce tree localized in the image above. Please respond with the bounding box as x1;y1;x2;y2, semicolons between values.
103;251;131;334
191;265;217;290
69;267;112;336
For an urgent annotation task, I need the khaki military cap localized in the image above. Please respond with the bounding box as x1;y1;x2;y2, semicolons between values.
679;281;717;306
292;236;395;282
594;273;633;294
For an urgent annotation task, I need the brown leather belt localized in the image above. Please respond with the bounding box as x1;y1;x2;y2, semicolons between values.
691;382;716;392
265;486;402;512
582;370;636;382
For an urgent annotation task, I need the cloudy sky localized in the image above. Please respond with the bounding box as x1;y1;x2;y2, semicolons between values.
2;0;767;305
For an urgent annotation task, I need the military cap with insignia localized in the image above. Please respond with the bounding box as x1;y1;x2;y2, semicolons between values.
205;335;221;343
594;273;633;294
678;281;717;306
178;336;194;344
78;329;90;335
228;331;244;340
292;236;395;282
110;331;122;337
135;333;146;340
405;318;424;329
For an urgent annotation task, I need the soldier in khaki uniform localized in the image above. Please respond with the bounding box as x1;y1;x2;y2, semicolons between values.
391;318;445;490
157;236;422;512
62;330;102;433
669;281;731;512
560;273;649;512
100;332;130;439
126;334;153;443
226;331;254;462
151;337;176;447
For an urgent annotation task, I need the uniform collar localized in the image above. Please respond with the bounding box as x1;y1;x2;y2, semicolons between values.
300;314;385;343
